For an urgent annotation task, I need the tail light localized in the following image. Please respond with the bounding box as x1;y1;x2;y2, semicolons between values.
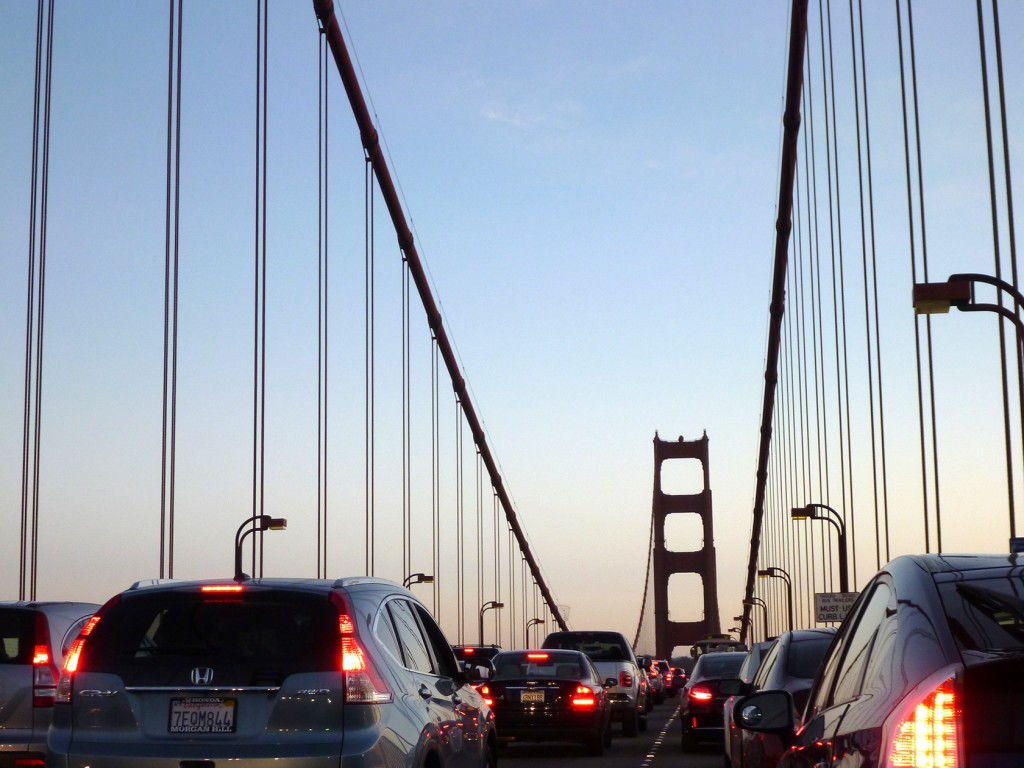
31;613;59;707
330;591;392;704
689;685;713;702
885;675;961;768
570;685;596;709
619;671;633;687
56;595;115;706
478;684;494;707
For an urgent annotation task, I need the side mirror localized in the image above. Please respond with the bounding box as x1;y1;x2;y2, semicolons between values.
734;690;795;734
603;677;618;688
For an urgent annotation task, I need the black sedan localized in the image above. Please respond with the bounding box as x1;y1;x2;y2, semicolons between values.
485;649;614;756
735;553;1024;768
681;651;746;750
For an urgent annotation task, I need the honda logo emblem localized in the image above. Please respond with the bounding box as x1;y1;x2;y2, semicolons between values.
190;667;214;686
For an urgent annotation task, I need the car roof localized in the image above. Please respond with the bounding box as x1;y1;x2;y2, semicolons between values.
124;576;408;595
894;553;1023;574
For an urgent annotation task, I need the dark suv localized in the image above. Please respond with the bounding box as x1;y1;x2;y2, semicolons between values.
0;601;98;768
47;578;496;768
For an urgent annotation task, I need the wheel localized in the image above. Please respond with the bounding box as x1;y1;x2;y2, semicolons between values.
622;710;639;737
654;692;665;705
681;729;696;752
724;755;733;768
645;693;653;713
638;713;648;733
585;728;605;757
603;718;613;747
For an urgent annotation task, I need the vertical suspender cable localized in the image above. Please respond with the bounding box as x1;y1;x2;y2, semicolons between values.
455;402;464;641
29;0;55;601
895;0;931;553
431;338;439;615
316;24;329;577
364;160;375;575
907;0;944;551
20;0;45;601
976;0;1019;540
992;0;1021;538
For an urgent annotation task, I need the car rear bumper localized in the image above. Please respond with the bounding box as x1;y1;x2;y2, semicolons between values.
496;710;605;742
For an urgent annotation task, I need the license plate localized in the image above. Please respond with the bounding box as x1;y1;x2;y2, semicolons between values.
169;697;236;734
520;690;544;703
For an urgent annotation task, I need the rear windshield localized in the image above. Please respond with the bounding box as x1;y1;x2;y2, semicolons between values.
492;652;585;680
939;576;1024;652
83;589;338;685
785;637;833;679
656;660;670;671
0;609;34;665
693;653;744;679
543;632;630;661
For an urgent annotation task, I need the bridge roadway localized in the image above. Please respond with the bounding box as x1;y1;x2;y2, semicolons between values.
500;697;724;768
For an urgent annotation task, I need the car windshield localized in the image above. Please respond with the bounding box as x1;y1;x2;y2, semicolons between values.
492;652;585;680
544;632;630;661
0;609;34;665
693;653;744;679
940;576;1024;652
785;637;834;679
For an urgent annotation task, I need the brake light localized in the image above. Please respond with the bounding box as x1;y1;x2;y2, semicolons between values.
526;652;549;661
478;684;494;707
887;677;960;768
570;685;596;709
62;615;101;676
463;647;475;655
200;584;244;593
14;759;45;767
31;614;58;707
619;671;632;687
330;592;391;704
689;685;713;702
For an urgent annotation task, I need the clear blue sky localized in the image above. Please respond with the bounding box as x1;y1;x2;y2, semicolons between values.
1;2;1023;650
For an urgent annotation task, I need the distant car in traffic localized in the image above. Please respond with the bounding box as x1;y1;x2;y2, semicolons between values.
0;601;98;768
640;655;666;704
655;659;674;697
681;650;745;750
669;665;688;694
734;553;1024;768
48;578;496;768
485;649;614;755
726;629;834;768
542;630;647;736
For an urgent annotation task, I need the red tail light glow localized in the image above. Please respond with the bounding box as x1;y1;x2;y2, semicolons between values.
570;685;596;709
62;615;101;676
887;677;960;768
31;614;58;708
526;652;549;661
330;592;391;704
200;584;244;593
689;685;713;702
478;684;494;707
619;671;633;687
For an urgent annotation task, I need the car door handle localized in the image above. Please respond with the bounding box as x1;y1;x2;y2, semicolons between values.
418;684;432;700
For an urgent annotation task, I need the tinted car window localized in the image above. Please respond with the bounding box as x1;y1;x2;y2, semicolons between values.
374;607;403;662
785;637;834;679
492;652;585;679
830;582;892;705
939;576;1024;651
693;653;744;679
752;642;781;688
0;609;33;665
413;604;460;679
389;599;434;674
82;590;337;685
544;632;631;661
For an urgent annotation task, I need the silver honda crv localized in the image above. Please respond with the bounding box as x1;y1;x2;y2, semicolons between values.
46;578;496;768
0;601;99;768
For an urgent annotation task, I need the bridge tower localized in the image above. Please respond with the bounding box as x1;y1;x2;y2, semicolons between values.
652;432;720;658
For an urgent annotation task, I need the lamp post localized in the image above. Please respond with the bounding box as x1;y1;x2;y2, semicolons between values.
757;567;793;631
525;617;545;648
403;572;434;588
742;597;769;641
479;601;504;646
914;272;1024;540
791;504;849;592
233;514;287;582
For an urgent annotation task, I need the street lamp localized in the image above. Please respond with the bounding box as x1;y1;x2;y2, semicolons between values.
403;572;434;588
757;567;793;631
525;617;545;648
233;514;287;582
792;504;849;592
742;597;769;641
478;601;504;646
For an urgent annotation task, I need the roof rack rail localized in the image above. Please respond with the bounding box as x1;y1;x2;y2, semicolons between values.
331;577;403;589
128;578;179;590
